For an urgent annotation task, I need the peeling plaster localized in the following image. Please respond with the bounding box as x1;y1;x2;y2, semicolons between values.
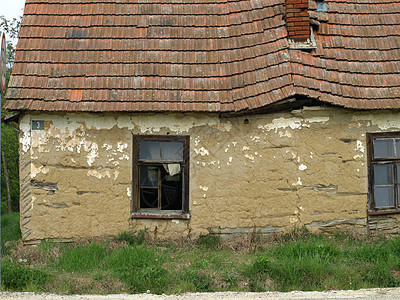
31;164;49;178
353;114;400;130
87;169;111;179
87;143;99;166
258;117;329;133
20;116;31;153
194;147;209;156
299;164;308;171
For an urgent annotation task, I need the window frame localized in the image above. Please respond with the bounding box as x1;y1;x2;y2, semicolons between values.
367;132;400;215
131;135;190;219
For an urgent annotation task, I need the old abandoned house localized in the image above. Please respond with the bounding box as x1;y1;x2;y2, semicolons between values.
5;0;400;243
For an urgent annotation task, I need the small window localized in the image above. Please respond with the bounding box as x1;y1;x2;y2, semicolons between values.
132;136;189;217
316;1;327;12
368;133;400;213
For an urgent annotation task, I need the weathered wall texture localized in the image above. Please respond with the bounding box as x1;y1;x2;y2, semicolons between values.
19;107;400;243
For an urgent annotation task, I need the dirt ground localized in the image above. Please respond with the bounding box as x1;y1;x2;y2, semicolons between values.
1;288;400;300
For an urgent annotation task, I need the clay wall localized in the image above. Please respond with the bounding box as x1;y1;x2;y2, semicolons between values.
19;107;400;243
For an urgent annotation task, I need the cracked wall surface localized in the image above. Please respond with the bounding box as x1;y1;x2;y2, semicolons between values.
19;107;400;242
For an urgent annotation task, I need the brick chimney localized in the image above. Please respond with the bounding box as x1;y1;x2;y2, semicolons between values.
285;0;310;42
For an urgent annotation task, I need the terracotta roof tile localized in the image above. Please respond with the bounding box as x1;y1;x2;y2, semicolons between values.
5;0;400;112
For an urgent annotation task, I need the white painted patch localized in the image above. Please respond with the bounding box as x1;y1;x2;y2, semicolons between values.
259;116;328;133
356;140;365;153
20;116;31;153
258;117;301;132
244;154;255;161
242;146;250;151
199;186;209;192
102;143;112;151
194;147;209;156
232;142;237;146
87;169;111;179
292;177;303;186
194;137;200;146
31;164;50;178
87;142;99;166
130;114;232;133
307;117;330;123
279;130;292;138
172;220;180;224
299;164;307;171
353;114;400;130
117;142;128;152
127;187;131;197
228;157;233;163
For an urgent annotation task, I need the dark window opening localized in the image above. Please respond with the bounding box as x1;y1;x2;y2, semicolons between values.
368;132;400;213
132;136;189;216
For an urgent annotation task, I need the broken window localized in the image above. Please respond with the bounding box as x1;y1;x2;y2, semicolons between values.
132;136;189;216
368;133;400;213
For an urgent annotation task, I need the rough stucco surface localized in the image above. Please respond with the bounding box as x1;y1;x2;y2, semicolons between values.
19;107;400;242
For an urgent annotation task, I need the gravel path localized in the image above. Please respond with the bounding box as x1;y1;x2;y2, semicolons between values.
1;288;400;300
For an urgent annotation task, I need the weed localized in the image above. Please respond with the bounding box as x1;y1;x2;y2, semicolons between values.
196;234;220;249
181;270;214;292
113;229;148;246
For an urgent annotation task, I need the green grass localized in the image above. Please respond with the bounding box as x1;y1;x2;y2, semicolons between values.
1;212;21;254
2;217;400;294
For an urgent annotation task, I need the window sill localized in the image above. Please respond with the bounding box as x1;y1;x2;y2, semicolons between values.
368;209;400;216
131;211;190;220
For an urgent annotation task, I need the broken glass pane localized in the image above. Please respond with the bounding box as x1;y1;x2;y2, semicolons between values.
374;186;394;208
373;139;394;158
161;142;183;161
140;188;158;208
140;166;159;188
374;164;393;185
139;141;161;160
161;167;182;210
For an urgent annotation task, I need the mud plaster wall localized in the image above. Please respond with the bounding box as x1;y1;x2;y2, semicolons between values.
19;107;400;242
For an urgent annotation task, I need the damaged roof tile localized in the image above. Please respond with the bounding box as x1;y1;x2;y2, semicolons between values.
5;0;400;113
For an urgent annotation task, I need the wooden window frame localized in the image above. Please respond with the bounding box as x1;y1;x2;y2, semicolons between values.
131;135;190;219
367;132;400;215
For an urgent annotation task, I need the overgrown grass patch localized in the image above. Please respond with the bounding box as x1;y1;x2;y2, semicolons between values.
1;259;49;291
2;217;400;294
1;212;21;254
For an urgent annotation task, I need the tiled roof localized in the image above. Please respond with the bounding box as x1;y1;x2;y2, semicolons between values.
5;0;400;113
